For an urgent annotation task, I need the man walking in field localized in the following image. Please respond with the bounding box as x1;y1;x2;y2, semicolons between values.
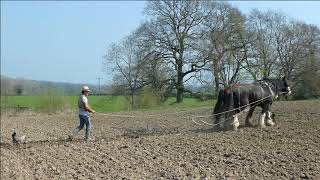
69;86;96;141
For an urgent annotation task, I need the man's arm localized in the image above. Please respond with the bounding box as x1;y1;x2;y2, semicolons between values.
84;103;96;113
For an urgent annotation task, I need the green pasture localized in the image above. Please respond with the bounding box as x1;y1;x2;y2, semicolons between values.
1;95;215;113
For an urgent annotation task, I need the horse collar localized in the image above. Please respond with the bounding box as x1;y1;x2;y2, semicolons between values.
262;81;276;97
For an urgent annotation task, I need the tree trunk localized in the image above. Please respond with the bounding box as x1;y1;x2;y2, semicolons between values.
213;60;220;97
176;85;183;103
129;92;135;110
176;59;184;103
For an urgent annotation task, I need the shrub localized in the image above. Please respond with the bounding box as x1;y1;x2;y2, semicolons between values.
35;89;71;114
135;86;162;109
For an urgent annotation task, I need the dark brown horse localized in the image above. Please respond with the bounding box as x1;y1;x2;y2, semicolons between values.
213;77;291;131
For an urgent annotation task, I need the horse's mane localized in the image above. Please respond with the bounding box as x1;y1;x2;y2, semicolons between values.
261;77;283;84
260;77;288;92
262;77;279;81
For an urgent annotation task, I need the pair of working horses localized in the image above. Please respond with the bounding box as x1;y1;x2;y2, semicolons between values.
213;77;291;131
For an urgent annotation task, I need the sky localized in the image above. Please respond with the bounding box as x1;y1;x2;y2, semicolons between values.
1;1;146;85
1;1;320;85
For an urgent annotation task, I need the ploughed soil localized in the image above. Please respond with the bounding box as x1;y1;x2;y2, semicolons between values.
1;100;319;179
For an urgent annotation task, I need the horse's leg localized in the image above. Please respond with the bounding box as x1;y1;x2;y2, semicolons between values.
213;108;221;131
220;104;231;130
224;91;235;131
213;104;225;131
266;111;275;126
213;89;224;131
231;92;242;131
232;115;240;131
245;107;255;127
214;112;223;131
259;112;266;128
260;103;271;128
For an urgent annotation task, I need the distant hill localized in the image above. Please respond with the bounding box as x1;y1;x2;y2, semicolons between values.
0;75;111;96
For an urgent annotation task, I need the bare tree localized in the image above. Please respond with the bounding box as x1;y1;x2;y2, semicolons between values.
103;2;320;102
141;56;176;102
104;35;146;109
200;2;247;95
245;9;283;80
274;21;308;81
132;23;176;102
291;23;320;98
144;0;208;103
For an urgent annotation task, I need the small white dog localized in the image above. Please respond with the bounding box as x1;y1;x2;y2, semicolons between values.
12;132;26;144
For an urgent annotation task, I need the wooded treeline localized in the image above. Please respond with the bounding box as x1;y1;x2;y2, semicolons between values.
0;75;105;96
104;1;320;107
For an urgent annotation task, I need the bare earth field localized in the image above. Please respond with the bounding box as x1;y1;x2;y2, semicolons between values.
1;100;320;179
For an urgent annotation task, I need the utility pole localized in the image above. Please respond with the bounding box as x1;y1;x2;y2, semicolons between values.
97;77;103;96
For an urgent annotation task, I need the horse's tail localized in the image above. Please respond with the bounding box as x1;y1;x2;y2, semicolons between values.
213;89;225;125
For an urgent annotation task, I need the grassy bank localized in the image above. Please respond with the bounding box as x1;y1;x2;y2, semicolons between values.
1;95;215;113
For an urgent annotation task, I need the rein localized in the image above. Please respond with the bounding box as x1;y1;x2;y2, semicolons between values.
192;94;273;127
94;87;289;128
192;91;290;127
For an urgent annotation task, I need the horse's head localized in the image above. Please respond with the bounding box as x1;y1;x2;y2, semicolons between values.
277;77;291;95
262;77;291;96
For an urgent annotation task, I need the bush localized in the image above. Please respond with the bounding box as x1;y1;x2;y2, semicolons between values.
135;86;162;109
35;89;71;114
292;72;320;100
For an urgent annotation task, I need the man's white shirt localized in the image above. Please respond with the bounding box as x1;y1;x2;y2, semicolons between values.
79;95;89;115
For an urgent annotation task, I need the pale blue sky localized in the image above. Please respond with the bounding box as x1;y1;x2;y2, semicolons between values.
1;1;146;84
1;1;320;85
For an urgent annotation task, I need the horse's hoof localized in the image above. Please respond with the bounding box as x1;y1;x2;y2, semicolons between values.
232;125;239;131
260;125;266;128
266;119;275;126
